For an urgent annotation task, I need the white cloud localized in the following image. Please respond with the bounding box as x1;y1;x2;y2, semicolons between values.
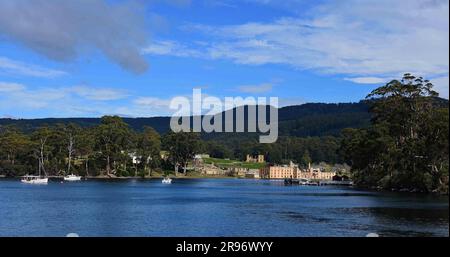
201;6;448;76
142;40;202;58
0;56;67;78
0;82;25;92
344;77;388;84
0;83;131;116
142;41;178;55
1;81;243;117
152;0;449;96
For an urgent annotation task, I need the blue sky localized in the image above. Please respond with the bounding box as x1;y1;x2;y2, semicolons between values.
0;0;448;118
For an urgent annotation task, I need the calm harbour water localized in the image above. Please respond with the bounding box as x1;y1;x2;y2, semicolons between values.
0;178;448;237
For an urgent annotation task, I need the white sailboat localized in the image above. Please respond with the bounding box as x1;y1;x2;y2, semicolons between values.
21;160;48;184
22;141;49;185
21;175;48;184
63;137;81;181
162;177;172;184
64;174;82;181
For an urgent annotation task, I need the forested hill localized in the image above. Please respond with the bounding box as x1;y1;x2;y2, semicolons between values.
0;116;172;135
0;101;372;137
277;102;370;137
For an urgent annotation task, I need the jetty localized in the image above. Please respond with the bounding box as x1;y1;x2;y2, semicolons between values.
284;178;353;186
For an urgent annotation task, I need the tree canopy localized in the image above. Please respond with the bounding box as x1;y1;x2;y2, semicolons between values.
341;74;448;193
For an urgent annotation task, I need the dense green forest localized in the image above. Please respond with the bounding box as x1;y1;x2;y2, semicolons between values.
0;74;448;193
0;116;343;178
341;74;448;193
0;116;184;178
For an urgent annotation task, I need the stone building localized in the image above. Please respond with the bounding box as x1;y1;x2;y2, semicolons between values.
229;167;261;178
198;163;227;176
246;154;264;163
244;169;260;179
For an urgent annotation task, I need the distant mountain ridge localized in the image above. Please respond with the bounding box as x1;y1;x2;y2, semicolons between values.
0;101;373;138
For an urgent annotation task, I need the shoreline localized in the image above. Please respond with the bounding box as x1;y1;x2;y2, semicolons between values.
0;175;237;180
1;176;447;195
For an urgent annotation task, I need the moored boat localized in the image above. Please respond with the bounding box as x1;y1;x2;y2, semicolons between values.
64;174;82;181
23;140;49;185
21;175;48;184
162;177;172;184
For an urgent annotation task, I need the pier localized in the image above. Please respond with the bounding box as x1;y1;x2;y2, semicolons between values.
284;178;353;186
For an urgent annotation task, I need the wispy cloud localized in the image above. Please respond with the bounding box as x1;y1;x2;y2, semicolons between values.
147;0;449;97
344;77;388;84
5;87;68;109
128;91;251;117
70;86;128;101
237;83;274;93
142;40;202;58
0;82;130;116
0;82;26;92
198;8;448;76
111;96;174;117
134;97;171;108
0;56;67;78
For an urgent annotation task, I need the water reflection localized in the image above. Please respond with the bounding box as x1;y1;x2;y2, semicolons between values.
0;178;447;237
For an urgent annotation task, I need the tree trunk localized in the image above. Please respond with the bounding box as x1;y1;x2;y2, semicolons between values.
67;153;72;175
145;164;150;177
40;140;47;176
67;135;74;175
85;158;89;177
106;155;110;175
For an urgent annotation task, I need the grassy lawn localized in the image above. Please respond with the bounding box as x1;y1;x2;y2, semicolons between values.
203;157;266;169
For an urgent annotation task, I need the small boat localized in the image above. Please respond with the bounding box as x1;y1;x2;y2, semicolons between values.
284;178;300;185
299;179;310;185
23;147;49;184
284;178;311;186
306;181;320;186
64;174;82;181
21;175;48;184
162;177;172;184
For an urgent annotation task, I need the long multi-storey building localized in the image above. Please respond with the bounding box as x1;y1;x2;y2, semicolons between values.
259;162;335;180
259;165;298;179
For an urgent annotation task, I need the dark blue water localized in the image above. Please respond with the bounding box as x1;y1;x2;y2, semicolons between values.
0;178;448;237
